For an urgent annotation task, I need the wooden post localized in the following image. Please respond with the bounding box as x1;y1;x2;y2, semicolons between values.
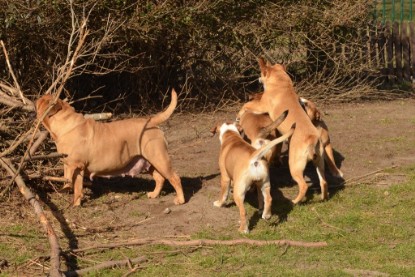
369;24;377;68
401;21;411;82
410;22;415;79
377;22;386;72
385;21;394;82
393;22;402;82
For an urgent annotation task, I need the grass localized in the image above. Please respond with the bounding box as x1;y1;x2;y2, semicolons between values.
2;165;415;276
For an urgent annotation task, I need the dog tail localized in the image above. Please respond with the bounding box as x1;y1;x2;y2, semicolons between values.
148;89;178;126
258;110;289;138
250;123;296;162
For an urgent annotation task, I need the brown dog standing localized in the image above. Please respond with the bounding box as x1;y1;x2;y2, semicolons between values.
36;90;184;206
238;58;328;204
211;112;294;233
299;97;343;178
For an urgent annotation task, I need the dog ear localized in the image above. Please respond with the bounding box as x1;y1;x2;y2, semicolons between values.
210;124;218;136
258;57;267;71
314;108;322;122
48;100;63;117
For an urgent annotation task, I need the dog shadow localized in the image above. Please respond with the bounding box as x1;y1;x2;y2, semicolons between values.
245;147;346;230
303;148;346;202
269;148;346;203
33;186;80;271
87;174;209;204
244;185;294;232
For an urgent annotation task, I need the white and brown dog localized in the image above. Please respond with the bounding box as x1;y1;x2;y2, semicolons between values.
211;112;295;233
237;111;282;165
238;58;328;204
36;90;184;206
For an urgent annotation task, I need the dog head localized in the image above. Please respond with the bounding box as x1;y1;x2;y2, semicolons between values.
210;121;241;144
300;97;321;122
35;94;70;134
258;58;289;89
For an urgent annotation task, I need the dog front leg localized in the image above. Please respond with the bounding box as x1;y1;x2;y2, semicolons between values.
61;164;73;191
72;168;84;206
237;101;268;120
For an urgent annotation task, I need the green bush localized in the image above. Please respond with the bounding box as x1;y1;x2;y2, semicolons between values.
0;0;374;112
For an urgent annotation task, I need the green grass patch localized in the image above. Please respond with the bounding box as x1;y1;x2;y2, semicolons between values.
2;166;415;276
133;166;415;276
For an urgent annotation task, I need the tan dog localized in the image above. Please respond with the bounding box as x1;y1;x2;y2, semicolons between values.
36;90;184;206
243;93;343;178
211;113;295;233
237;58;328;204
299;97;343;178
237;110;285;165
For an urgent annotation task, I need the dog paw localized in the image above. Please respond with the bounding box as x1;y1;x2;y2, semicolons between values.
147;192;159;199
320;193;329;201
335;170;344;178
61;183;73;192
239;228;249;234
174;196;185;205
73;199;81;207
213;200;223;207
262;213;271;220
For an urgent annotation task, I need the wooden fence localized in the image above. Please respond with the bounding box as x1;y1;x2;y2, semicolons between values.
370;20;415;83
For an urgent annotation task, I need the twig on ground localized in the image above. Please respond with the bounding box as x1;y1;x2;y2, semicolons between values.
333;165;398;189
0;157;61;277
69;237;328;254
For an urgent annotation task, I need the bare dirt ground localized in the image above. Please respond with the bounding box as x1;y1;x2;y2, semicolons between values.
1;98;415;270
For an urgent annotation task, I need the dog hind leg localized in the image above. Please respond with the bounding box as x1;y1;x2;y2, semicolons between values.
289;154;309;204
213;173;231;207
144;143;185;205
233;181;249;234
260;180;272;220
312;151;328;201
147;168;165;199
324;143;343;178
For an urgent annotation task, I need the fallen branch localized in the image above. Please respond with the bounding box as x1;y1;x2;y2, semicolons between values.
26;175;70;183
84;112;113;121
64;256;147;277
0;90;35;111
29;131;49;156
0;40;32;107
0;157;61;277
70;237;328;254
11;152;67;163
328;165;399;190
